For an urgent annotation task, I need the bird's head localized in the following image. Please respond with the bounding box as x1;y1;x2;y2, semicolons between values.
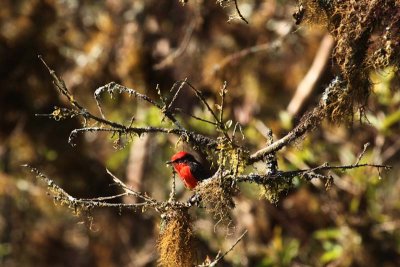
167;151;198;165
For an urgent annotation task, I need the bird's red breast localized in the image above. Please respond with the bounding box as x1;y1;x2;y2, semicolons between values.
172;162;198;189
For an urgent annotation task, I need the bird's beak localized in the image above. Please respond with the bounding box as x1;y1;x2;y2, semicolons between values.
166;160;173;164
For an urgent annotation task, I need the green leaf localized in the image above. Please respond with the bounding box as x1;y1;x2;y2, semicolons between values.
320;244;343;263
314;228;341;240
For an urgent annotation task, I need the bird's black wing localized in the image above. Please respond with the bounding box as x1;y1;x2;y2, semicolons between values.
190;161;212;181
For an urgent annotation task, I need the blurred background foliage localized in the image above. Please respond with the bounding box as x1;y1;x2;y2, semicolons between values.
0;0;399;266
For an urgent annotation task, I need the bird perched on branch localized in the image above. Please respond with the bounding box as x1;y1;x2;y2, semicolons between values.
167;151;211;189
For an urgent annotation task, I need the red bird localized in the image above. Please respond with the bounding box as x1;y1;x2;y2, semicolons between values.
167;151;210;189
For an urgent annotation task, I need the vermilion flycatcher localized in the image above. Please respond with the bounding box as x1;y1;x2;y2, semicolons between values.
167;151;210;189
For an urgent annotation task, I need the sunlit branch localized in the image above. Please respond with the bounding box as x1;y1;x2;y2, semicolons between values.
248;77;344;163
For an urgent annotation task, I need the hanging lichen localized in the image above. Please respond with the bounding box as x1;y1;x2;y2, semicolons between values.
195;174;238;223
157;208;196;267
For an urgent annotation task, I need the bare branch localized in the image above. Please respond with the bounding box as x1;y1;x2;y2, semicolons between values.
212;25;293;74
24;164;193;217
248;119;311;163
38;58;220;150
23;165;152;210
67;126;218;149
154;19;196;70
287;34;335;116
39;56;124;129
236;162;391;184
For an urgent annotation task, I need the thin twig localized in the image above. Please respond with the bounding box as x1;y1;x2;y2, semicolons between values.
167;79;188;111
79;192;129;202
212;25;293;74
355;142;370;166
199;230;248;267
169;171;177;202
106;169;158;204
172;108;219;126
219;82;227;124
232;122;244;140
180;80;220;124
233;0;248;24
